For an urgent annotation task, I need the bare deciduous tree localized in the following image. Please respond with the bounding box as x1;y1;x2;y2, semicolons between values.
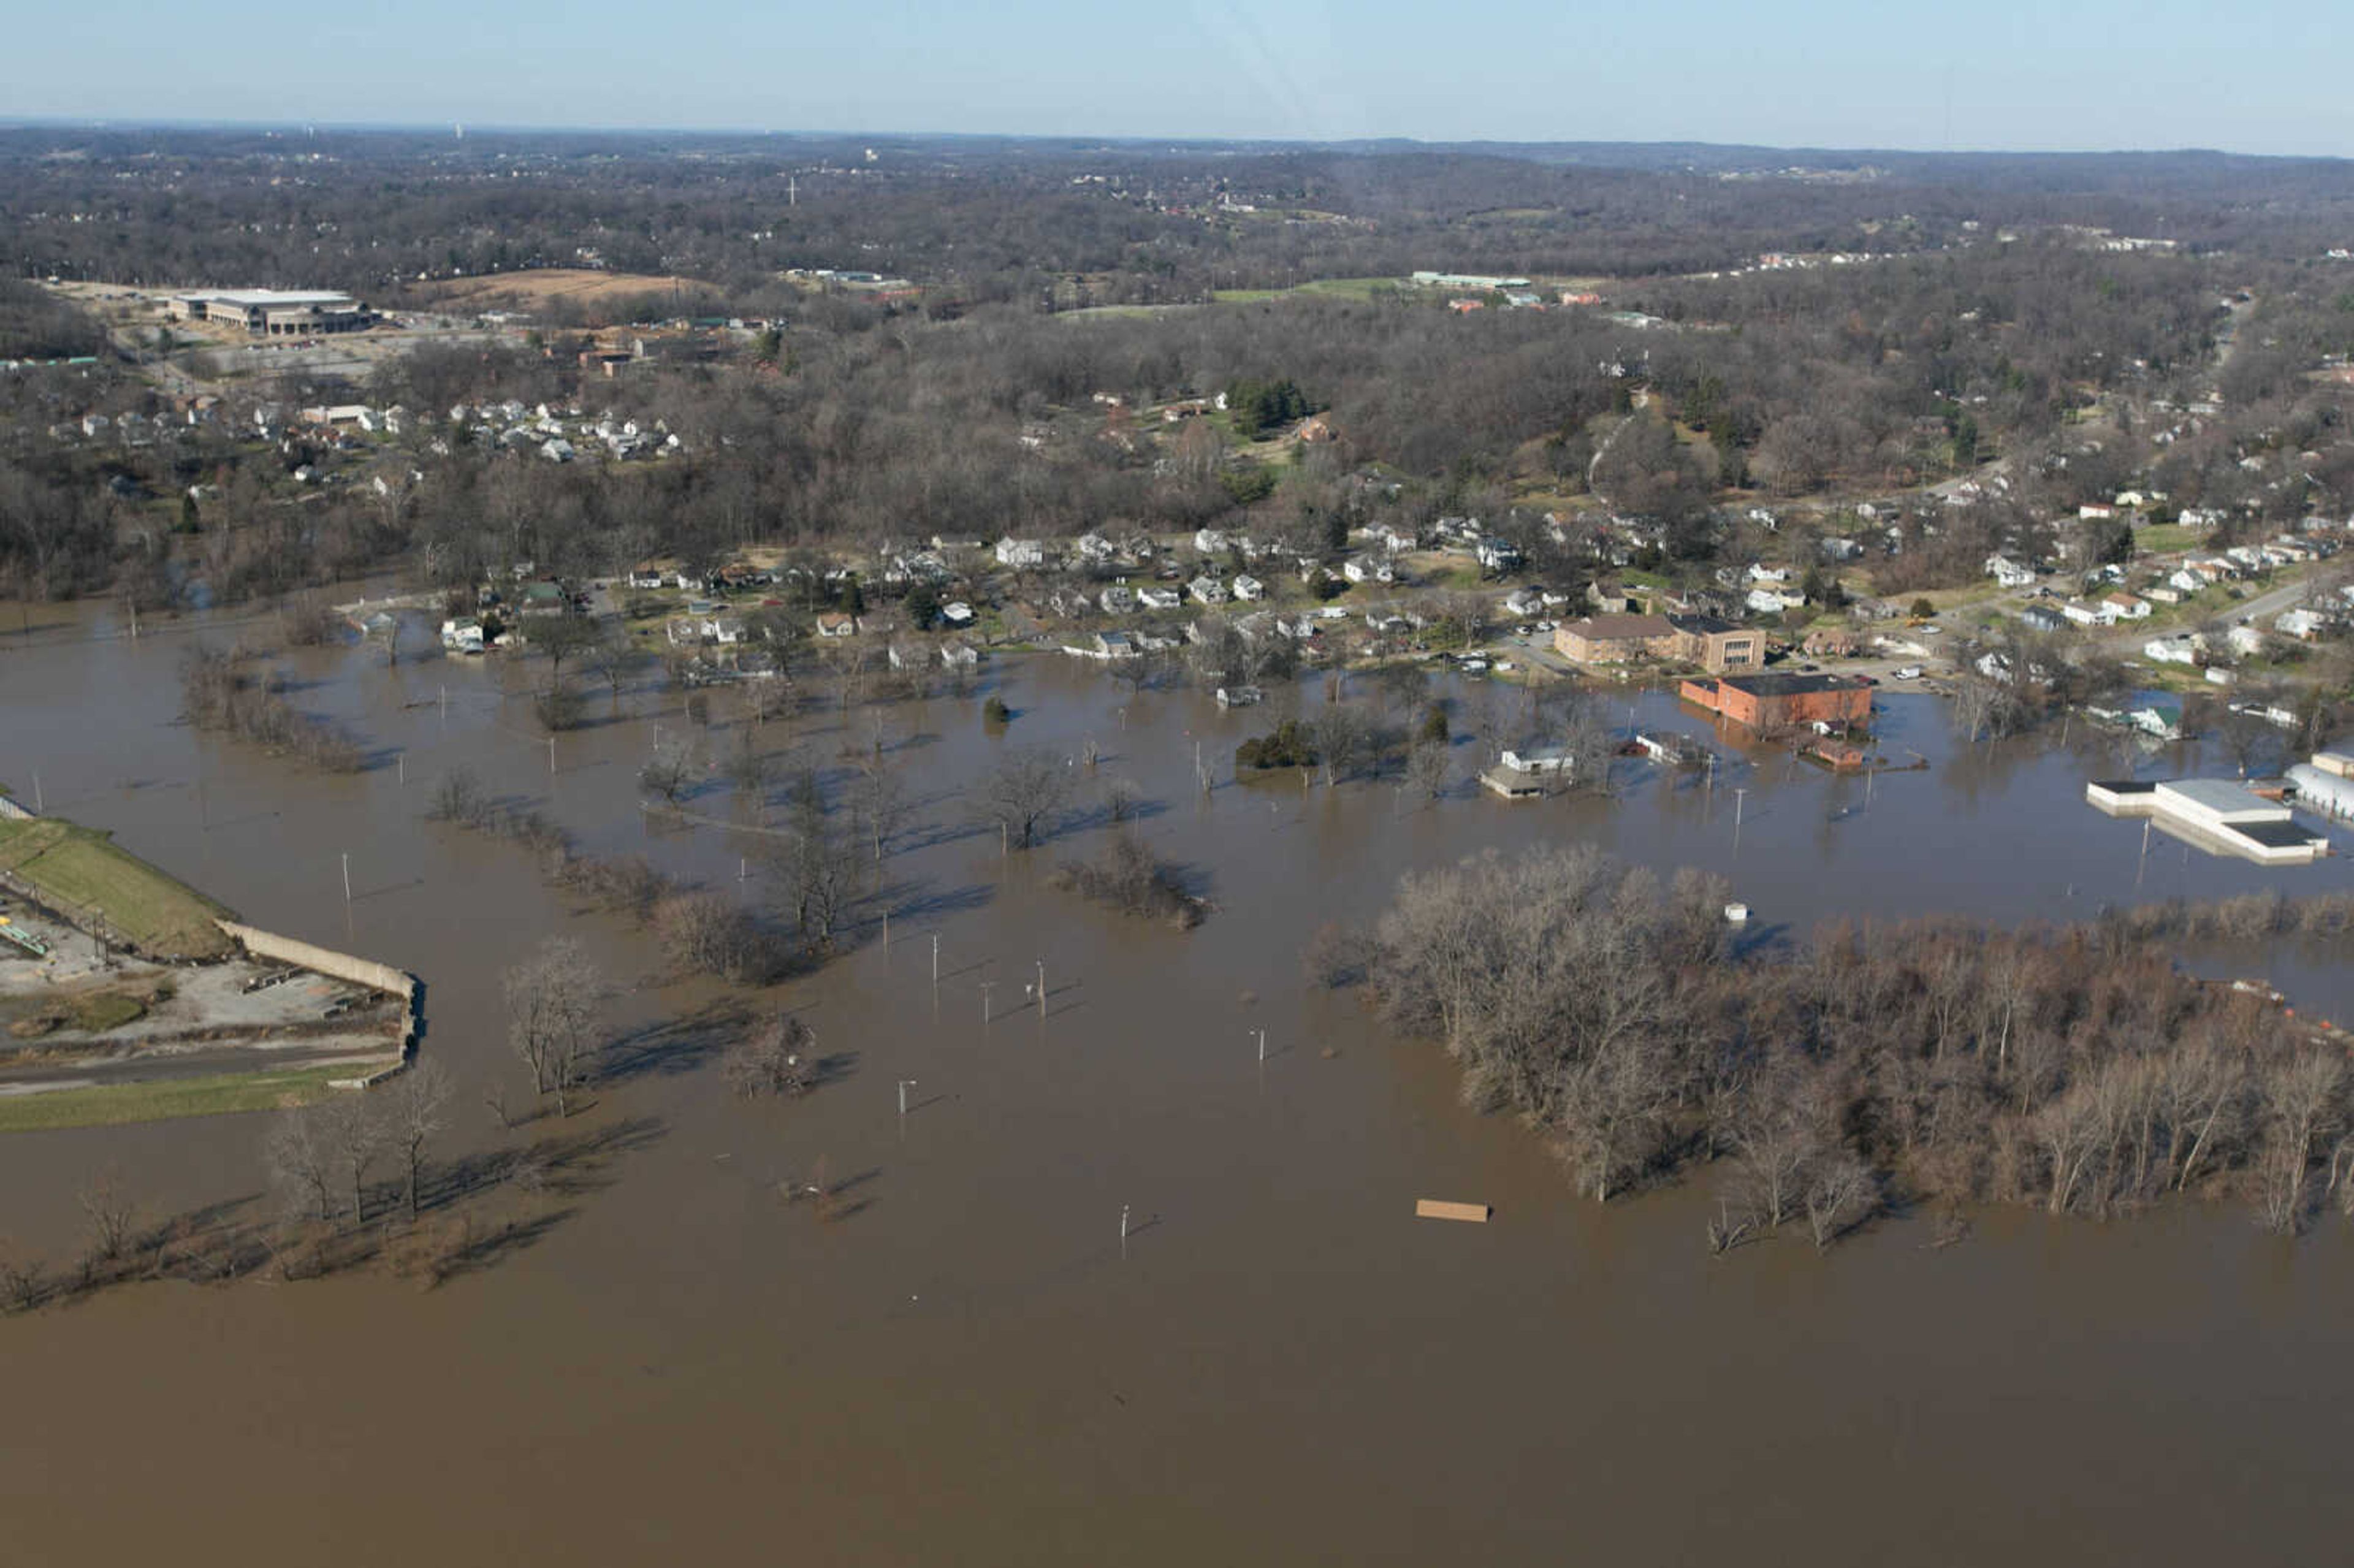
975;747;1075;850
503;937;604;1116
381;1059;453;1221
265;1108;335;1222
723;1013;818;1101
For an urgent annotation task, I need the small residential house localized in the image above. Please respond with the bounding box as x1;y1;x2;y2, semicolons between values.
1137;586;1182;611
2103;592;2151;620
1986;555;2037;589
1342;556;1393;586
995;537;1046;569
815;612;859;639
940;601;976;629
440;618;486;654
1475;536;1524;573
1187;574;1230;606
1232;574;1265;602
1192;528;1229;556
2144;633;2201;665
2276;607;2328;641
1099;585;1138;615
2226;625;2268;658
940;640;980;669
2061;599;2106;627
2020;605;2066;633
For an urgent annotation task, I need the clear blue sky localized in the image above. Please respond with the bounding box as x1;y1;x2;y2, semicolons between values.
7;0;2348;156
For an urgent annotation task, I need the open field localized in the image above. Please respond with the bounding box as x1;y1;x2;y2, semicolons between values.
0;1064;346;1134
418;268;717;310
1213;276;1398;304
0;818;234;961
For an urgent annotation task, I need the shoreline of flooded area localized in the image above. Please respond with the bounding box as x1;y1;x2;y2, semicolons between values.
4;598;2353;1563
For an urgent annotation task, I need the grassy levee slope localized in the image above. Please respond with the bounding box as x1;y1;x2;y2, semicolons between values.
0;818;235;961
0;1066;343;1133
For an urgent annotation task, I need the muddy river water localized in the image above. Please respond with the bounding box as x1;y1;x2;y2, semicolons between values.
2;600;2351;1565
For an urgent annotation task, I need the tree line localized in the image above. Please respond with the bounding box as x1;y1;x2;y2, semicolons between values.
1324;846;2354;1247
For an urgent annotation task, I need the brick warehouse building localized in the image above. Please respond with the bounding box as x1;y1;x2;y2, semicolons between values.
1554;612;1766;675
1679;672;1873;731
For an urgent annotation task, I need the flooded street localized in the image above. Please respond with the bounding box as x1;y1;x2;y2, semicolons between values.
4;603;2353;1564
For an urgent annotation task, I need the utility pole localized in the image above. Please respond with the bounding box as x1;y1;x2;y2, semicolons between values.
897;1078;915;1119
980;980;997;1025
1037;957;1046;1021
931;933;939;986
31;771;40;814
397;752;405;786
341;852;352;902
547;735;557;775
1120;1204;1131;1260
1253;1027;1267;1063
1734;786;1748;848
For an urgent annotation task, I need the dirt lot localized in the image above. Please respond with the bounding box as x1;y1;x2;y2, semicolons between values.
419;268;715;310
0;913;402;1076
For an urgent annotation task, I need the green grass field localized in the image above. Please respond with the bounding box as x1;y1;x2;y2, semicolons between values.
0;1065;350;1134
0;818;234;960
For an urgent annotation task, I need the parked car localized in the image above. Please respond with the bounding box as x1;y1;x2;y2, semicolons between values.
1892;665;1923;681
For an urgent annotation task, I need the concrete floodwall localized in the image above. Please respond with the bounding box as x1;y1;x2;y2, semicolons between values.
216;920;413;997
215;919;422;1079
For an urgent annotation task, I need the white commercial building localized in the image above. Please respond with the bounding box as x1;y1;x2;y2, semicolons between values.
169;290;375;335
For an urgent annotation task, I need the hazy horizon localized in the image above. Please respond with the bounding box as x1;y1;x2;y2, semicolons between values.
4;0;2347;161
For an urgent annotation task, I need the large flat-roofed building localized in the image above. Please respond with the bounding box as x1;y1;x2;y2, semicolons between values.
1555;612;1675;665
2086;777;2332;865
168;291;375;335
1553;612;1766;674
1680;672;1873;731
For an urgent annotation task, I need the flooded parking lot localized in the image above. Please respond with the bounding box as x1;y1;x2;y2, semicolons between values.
2;599;2352;1564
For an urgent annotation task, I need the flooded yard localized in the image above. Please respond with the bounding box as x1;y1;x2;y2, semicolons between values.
2;599;2352;1564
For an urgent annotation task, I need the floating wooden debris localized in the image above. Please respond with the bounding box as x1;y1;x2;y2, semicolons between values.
1415;1199;1491;1224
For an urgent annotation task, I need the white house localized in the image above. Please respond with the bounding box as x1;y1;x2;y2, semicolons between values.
1187;575;1229;606
2144;633;2201;665
1986;555;2036;589
1746;563;1791;584
2062;599;2107;627
940;640;980;669
1342;556;1393;585
1137;586;1181;611
1501;587;1544;618
2226;625;2268;658
1498;747;1573;775
1193;528;1229;556
2103;592;2151;620
1232;574;1265;602
2276;607;2328;641
995;537;1046;569
1475;537;1523;572
1746;587;1802;615
440;618;485;654
1819;536;1863;561
940;601;975;628
1099;585;1138;615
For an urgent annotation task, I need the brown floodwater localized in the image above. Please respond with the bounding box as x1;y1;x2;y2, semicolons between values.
2;599;2351;1566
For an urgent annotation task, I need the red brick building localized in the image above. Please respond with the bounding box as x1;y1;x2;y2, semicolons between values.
1680;672;1873;731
